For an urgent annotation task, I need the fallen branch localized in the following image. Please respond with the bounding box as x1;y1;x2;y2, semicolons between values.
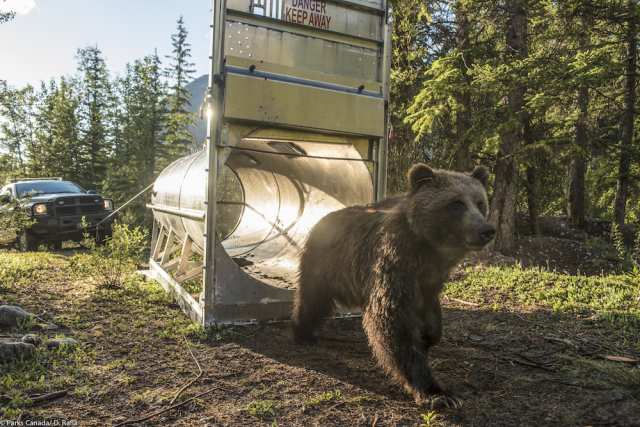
603;355;639;364
447;298;480;307
113;336;210;427
504;356;555;372
169;336;203;405
113;386;219;427
27;390;68;406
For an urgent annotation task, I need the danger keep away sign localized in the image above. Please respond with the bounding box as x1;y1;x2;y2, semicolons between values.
284;0;332;30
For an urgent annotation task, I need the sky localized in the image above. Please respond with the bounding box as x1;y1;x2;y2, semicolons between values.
0;0;212;88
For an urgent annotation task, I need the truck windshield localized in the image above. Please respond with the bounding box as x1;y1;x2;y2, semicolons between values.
16;181;85;198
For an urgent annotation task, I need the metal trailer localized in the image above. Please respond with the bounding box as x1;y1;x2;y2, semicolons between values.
147;0;391;325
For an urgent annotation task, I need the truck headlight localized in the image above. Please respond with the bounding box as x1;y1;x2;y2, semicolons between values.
103;199;114;210
33;203;48;215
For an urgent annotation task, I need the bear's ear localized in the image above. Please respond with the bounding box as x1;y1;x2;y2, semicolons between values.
408;163;435;191
471;165;490;188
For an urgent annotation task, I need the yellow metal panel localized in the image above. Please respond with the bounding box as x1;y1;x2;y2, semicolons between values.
226;12;380;50
224;73;384;137
227;56;382;93
224;20;380;83
227;0;384;41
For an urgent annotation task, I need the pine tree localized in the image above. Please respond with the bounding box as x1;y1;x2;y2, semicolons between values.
160;16;196;171
28;80;57;177
76;46;112;190
613;0;638;227
40;78;81;181
0;82;28;174
103;53;165;224
0;10;14;24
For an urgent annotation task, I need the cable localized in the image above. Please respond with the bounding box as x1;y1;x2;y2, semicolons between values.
95;183;155;235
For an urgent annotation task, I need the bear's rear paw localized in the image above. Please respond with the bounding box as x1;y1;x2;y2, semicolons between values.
415;388;463;410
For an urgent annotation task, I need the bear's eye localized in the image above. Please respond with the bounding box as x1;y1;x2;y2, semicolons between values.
448;200;466;213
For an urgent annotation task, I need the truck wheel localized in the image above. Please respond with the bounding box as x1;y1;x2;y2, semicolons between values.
18;231;39;252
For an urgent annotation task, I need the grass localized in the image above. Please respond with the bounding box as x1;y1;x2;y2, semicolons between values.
303;389;342;408
0;345;92;418
1;246;639;424
446;265;640;337
246;399;278;419
420;410;442;427
0;249;192;419
561;356;640;394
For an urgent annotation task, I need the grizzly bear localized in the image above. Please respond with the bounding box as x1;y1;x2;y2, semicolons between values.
292;163;495;408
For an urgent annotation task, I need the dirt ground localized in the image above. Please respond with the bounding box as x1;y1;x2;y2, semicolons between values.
1;235;639;426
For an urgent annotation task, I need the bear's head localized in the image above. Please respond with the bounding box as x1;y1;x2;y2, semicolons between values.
405;163;495;254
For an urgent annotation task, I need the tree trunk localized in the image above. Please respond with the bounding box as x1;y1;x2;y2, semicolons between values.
567;84;589;228
613;0;637;227
489;0;528;253
568;16;590;229
524;116;540;235
453;2;473;171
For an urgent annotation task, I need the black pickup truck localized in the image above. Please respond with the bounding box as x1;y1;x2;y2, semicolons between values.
0;178;115;251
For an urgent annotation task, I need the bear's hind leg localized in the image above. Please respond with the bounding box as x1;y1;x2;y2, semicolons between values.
292;276;334;345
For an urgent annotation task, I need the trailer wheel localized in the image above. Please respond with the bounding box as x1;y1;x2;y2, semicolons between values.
18;230;39;252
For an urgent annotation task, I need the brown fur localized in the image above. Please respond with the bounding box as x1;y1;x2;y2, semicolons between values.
292;164;495;407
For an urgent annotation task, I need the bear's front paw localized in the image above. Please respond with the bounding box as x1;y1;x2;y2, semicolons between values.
415;388;463;410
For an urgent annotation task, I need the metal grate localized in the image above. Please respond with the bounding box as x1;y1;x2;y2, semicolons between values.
250;0;282;19
53;196;103;217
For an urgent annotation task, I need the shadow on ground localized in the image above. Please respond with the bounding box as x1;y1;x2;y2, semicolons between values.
223;306;640;426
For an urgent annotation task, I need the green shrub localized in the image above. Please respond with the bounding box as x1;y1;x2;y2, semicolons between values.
611;223;640;273
246;400;278;419
80;221;148;288
0;200;34;245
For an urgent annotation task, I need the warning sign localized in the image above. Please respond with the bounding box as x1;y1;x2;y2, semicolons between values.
283;0;332;30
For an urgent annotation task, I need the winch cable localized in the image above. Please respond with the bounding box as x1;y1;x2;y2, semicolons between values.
94;182;155;237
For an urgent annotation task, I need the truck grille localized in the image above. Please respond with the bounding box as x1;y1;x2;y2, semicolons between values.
56;206;77;216
79;205;102;214
53;196;103;217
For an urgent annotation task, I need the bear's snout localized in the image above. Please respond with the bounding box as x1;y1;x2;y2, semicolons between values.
478;224;496;245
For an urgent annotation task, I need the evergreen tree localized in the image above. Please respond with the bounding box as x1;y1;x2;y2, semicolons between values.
103;53;165;224
613;0;638;226
160;16;196;171
0;82;33;174
0;2;14;24
40;78;81;181
28;80;57;177
76;46;111;190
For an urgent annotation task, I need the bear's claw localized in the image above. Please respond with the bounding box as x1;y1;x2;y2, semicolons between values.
416;391;463;410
